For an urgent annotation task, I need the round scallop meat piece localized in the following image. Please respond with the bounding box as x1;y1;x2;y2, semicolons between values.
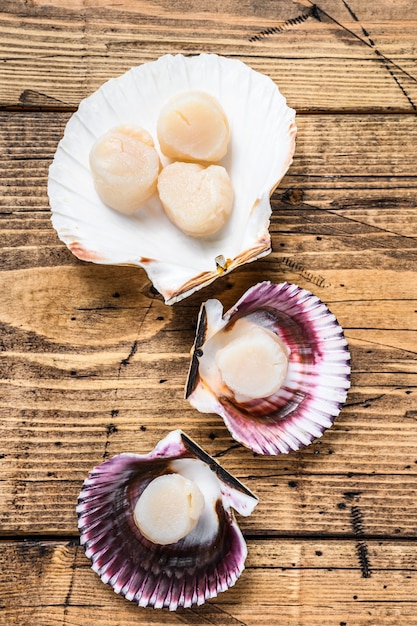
89;125;161;214
157;91;230;162
157;161;234;237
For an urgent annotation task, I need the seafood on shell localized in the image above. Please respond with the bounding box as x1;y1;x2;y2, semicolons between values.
77;430;258;610
48;53;296;304
185;282;351;455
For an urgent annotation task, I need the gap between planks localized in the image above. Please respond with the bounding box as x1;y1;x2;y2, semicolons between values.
2;533;417;543
2;105;417;115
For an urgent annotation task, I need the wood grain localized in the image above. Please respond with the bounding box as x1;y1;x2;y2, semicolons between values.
1;0;417;111
2;111;417;238
1;539;417;625
1;0;417;623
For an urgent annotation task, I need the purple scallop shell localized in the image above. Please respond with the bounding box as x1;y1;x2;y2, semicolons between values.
185;281;351;455
77;430;258;610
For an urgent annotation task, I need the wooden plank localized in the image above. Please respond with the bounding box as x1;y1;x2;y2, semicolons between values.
0;376;415;473
1;1;417;110
2;471;417;536
1;539;416;625
2;1;417;625
1;112;417;238
1;326;416;535
0;103;416;534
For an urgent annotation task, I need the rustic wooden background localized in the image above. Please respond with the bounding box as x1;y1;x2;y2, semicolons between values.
1;0;417;624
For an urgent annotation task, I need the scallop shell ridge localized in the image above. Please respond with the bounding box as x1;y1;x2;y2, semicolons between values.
186;282;351;455
48;54;296;304
77;430;258;610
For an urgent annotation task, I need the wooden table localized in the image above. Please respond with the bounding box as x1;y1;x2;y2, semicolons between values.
1;1;416;624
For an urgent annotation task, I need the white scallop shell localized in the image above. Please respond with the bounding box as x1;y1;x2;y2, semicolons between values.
48;54;296;304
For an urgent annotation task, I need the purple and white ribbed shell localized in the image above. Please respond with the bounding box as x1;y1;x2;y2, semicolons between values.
77;430;258;610
185;281;351;455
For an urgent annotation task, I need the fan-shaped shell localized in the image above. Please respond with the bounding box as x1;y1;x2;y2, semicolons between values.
48;53;296;304
185;282;351;455
77;430;258;610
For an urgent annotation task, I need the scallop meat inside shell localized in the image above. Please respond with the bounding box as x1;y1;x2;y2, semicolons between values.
48;53;296;304
77;430;258;610
185;281;351;455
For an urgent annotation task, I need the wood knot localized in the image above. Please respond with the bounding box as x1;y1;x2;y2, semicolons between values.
281;187;304;205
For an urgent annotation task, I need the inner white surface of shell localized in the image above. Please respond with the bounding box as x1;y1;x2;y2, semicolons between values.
48;54;296;303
